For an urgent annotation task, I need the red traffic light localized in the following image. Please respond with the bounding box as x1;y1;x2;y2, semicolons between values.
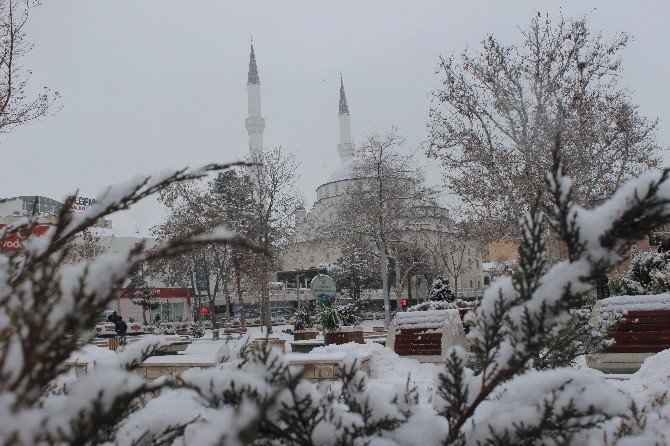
200;307;209;315
401;298;408;308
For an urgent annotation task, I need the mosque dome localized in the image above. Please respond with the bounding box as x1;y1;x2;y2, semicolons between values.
325;157;366;184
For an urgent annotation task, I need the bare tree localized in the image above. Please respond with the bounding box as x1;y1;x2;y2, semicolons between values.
247;146;303;335
153;179;233;324
335;129;436;310
61;227;107;264
0;0;59;134
428;13;661;241
421;221;481;296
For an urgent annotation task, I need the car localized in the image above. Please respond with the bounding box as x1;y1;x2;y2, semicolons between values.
93;321;147;337
203;320;213;329
93;322;117;338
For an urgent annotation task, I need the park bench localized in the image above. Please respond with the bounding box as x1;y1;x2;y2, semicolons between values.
587;294;670;373
387;308;471;362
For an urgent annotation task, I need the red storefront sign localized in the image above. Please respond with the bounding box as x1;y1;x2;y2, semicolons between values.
0;224;51;251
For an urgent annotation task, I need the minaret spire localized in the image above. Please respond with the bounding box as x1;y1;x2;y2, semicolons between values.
245;39;265;157
338;74;349;115
248;39;260;85
337;74;354;162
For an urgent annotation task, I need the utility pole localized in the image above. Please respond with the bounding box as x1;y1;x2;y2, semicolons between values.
376;238;391;328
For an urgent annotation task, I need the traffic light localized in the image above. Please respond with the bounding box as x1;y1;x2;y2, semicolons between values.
401;298;408;309
200;307;209;315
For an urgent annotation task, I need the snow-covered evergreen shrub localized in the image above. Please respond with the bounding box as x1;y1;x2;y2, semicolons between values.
293;303;316;331
318;298;361;331
429;275;455;302
189;322;204;338
609;251;670;295
155;323;176;335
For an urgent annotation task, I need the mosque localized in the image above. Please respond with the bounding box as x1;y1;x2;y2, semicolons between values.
242;44;485;295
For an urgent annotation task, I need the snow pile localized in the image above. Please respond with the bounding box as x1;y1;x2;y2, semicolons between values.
599;293;670;312
395;309;454;330
310;342;439;401
407;300;458;312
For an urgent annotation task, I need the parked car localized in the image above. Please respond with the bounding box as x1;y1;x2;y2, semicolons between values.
94;321;146;337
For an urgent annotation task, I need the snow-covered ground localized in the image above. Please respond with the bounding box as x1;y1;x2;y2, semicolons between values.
72;320;441;397
72;318;661;406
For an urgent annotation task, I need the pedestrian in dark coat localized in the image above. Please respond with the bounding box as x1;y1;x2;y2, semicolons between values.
115;316;128;345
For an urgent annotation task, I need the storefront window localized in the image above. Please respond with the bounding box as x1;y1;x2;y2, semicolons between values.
150;302;185;323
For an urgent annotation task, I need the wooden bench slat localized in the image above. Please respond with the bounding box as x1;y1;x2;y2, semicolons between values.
616;323;670;332
395;349;442;355
606;345;668;353
612;331;670;341
625;310;670;317
622;316;670;324
396;334;442;341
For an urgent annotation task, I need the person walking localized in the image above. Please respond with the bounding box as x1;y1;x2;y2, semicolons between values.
115;316;128;346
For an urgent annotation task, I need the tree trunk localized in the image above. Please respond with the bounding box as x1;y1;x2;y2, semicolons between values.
394;260;402;310
235;256;246;328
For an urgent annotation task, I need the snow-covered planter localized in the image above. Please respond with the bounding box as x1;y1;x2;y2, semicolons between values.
386;309;469;362
251;337;286;352
324;325;364;345
587;293;670;373
293;329;318;341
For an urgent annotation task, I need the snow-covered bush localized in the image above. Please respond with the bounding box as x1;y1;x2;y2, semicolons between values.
189;322;204;338
318;297;361;332
610;251;670;295
154;323;176;335
429;275;454;302
293;302;316;331
408;276;473;312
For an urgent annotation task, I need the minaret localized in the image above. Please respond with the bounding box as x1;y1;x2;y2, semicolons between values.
337;75;354;162
245;42;265;158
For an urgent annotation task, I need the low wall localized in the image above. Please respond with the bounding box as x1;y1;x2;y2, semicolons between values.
66;353;371;383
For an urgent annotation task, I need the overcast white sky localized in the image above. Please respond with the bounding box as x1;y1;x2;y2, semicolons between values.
1;1;669;233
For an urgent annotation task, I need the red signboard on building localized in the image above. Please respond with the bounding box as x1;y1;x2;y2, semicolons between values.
0;224;51;251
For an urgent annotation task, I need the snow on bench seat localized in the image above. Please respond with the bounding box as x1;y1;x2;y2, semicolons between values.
599;293;670;313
